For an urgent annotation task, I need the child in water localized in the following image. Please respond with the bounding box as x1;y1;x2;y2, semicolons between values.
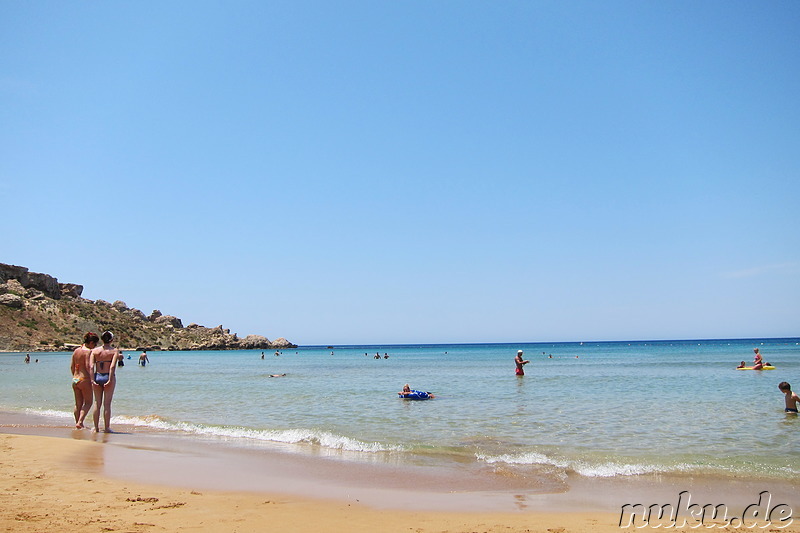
778;382;799;414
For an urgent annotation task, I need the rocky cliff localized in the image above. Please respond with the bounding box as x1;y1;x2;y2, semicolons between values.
0;262;296;352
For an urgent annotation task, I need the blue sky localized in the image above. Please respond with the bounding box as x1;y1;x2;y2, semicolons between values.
2;1;798;345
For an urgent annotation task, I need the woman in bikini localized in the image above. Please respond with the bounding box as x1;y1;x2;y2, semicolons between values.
752;348;764;370
90;331;121;433
71;332;99;429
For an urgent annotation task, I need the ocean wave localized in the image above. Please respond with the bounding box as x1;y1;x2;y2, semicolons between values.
20;408;799;480
476;451;800;479
20;407;401;454
25;408;73;419
111;414;402;453
476;451;670;477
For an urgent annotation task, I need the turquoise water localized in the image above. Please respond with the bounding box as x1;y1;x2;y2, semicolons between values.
2;338;799;483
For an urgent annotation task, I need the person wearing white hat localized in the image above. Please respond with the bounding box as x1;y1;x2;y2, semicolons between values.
515;349;530;376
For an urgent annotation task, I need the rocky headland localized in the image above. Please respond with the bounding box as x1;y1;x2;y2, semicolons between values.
0;262;296;352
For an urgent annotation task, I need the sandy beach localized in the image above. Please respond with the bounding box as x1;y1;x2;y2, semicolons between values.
2;416;799;533
0;431;622;533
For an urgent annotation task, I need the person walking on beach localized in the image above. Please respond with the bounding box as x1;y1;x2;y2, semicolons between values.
515;350;529;376
90;331;120;433
71;332;99;429
778;382;799;414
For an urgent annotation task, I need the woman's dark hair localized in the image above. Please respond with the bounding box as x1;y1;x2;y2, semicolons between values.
101;331;114;343
84;332;100;345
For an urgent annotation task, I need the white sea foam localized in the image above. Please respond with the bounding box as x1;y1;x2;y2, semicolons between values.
569;462;664;477
26;408;72;420
20;407;399;453
111;414;401;453
475;451;669;477
476;451;564;467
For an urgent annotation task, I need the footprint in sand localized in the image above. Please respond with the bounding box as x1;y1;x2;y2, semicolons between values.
514;494;528;510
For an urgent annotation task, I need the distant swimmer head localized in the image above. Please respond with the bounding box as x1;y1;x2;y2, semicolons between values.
101;331;114;343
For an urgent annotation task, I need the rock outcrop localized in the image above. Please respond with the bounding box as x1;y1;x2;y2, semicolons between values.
0;262;296;352
239;334;270;349
155;315;183;328
60;283;83;298
0;263;62;299
0;294;24;309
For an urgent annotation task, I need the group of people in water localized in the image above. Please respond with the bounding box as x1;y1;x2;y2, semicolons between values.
518;346;795;414
515;347;796;414
733;348;797;414
59;338;800;430
68;331;149;432
736;348;772;370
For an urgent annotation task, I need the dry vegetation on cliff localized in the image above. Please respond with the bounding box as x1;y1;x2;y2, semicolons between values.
0;263;295;352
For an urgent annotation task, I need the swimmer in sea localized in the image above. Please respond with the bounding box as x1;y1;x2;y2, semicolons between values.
139;350;149;367
71;332;99;429
90;331;121;433
398;384;435;398
778;382;799;414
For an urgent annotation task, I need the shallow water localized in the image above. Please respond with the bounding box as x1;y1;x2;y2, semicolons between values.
2;338;798;485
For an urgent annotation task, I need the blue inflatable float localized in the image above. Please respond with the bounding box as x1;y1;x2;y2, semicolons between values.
399;390;433;400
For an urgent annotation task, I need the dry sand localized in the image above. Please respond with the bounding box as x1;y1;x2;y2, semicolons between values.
1;431;798;532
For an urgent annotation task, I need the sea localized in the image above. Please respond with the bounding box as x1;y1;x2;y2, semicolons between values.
2;338;799;492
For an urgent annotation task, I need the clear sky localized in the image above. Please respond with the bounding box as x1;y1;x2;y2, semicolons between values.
2;1;798;345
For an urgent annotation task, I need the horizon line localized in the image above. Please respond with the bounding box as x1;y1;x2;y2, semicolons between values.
300;336;800;348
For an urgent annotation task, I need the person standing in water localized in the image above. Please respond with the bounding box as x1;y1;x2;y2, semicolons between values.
139;350;149;367
71;332;99;429
515;350;530;376
90;331;120;433
778;382;799;413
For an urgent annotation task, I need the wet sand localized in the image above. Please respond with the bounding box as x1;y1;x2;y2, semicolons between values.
2;410;799;531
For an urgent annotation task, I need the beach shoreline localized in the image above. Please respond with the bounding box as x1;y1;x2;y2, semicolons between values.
3;338;799;531
3;433;632;533
2;433;798;533
2;409;799;531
